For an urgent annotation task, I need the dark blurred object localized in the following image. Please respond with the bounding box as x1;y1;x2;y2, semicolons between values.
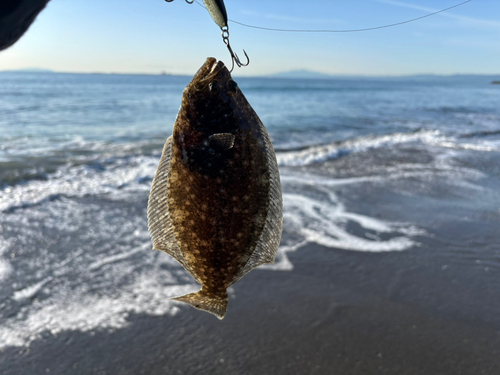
0;0;50;51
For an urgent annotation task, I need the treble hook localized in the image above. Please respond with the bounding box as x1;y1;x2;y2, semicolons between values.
221;27;249;73
165;0;250;71
164;0;194;3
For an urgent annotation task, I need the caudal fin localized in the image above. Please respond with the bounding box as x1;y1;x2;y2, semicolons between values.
171;289;228;320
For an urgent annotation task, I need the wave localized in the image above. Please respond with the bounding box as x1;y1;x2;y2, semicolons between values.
0;136;166;187
277;129;500;167
0;152;160;212
277;130;436;166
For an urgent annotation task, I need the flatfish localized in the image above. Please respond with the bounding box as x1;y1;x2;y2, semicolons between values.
147;57;283;319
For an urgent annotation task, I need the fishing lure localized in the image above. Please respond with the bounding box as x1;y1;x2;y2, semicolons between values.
165;0;249;72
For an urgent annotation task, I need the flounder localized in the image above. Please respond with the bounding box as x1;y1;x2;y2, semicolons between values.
147;57;283;319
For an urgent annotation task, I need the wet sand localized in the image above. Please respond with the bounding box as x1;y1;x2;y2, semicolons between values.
1;237;499;375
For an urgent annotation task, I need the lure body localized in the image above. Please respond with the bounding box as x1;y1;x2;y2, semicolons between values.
202;0;228;29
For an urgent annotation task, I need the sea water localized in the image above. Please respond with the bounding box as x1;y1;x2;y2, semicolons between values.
1;71;499;348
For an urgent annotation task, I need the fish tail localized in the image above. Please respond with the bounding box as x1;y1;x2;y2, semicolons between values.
171;288;228;320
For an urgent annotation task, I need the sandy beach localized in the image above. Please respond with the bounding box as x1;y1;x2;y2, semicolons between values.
2;236;500;375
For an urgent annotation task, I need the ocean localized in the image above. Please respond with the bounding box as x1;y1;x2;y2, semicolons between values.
1;71;500;373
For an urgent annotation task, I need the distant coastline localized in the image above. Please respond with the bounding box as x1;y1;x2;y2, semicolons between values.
1;68;500;81
3;68;55;73
0;69;184;77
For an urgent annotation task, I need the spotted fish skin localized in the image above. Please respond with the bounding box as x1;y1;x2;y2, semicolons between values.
147;58;283;319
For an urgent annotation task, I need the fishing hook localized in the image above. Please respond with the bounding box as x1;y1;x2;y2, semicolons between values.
166;0;250;71
222;27;249;73
164;0;194;4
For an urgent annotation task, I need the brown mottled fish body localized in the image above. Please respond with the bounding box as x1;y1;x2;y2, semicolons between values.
147;58;282;319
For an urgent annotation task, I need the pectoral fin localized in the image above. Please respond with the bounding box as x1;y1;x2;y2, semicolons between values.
209;133;235;150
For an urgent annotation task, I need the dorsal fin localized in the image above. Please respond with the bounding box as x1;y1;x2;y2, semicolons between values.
147;136;202;284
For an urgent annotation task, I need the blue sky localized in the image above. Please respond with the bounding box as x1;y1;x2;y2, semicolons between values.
1;0;499;76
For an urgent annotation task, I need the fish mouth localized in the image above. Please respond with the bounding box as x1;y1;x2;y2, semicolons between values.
209;58;219;74
192;58;228;86
206;57;224;75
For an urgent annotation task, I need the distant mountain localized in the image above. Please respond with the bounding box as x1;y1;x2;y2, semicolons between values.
267;69;334;79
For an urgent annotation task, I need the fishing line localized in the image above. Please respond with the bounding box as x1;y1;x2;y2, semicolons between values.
193;0;473;33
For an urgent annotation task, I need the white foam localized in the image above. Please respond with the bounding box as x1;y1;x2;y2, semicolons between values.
0;196;201;350
262;242;307;272
0;244;198;349
0;278;193;349
263;184;426;273
284;191;419;252
0;236;13;282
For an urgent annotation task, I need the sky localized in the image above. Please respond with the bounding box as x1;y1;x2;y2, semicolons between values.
0;0;499;76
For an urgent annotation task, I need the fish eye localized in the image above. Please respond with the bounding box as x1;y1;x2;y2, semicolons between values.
228;80;238;93
209;81;219;93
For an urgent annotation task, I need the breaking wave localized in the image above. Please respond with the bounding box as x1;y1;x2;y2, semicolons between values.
277;129;500;167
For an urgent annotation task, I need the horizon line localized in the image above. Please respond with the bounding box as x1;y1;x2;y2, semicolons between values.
1;68;499;79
